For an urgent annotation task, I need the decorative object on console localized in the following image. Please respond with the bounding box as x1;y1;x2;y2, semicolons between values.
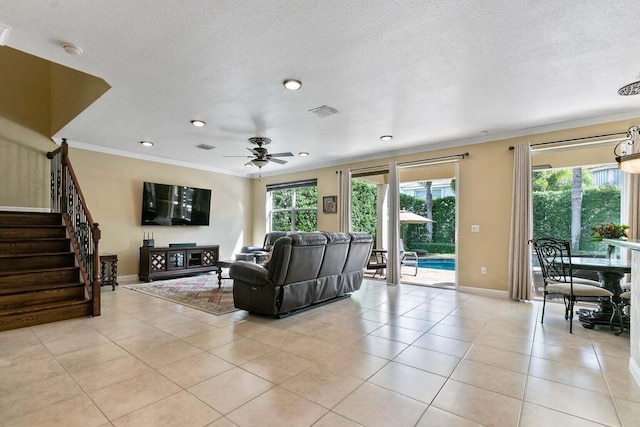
125;274;236;315
142;232;154;247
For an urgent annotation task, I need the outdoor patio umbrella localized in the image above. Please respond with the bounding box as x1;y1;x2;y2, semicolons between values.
399;210;433;224
399;210;434;249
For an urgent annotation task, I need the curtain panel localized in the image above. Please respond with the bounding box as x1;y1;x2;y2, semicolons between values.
337;169;352;233
387;162;401;285
508;143;533;300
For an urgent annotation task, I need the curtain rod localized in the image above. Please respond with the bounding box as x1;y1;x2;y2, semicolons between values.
348;152;469;173
508;131;627;150
398;152;469;167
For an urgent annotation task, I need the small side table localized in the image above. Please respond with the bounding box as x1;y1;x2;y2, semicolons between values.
100;253;118;291
214;260;234;287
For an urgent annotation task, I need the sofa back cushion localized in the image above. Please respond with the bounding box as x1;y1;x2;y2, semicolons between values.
268;232;327;285
343;232;374;273
318;232;351;278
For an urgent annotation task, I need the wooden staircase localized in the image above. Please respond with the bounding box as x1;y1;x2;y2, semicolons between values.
0;211;92;331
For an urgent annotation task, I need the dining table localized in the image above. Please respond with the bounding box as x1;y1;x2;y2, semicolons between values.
566;256;632;329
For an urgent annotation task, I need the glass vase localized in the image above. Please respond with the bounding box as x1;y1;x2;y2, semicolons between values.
606;244;615;262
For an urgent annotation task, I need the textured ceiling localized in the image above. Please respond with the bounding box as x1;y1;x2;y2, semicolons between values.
2;0;640;177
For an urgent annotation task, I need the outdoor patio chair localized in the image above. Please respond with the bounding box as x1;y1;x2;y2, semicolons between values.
400;244;418;276
367;249;387;278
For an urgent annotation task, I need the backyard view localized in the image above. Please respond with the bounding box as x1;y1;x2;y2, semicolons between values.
532;165;621;255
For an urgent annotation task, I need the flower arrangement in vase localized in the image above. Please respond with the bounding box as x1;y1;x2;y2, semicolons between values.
591;222;630;260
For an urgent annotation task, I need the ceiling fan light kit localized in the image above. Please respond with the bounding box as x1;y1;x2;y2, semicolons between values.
224;137;294;171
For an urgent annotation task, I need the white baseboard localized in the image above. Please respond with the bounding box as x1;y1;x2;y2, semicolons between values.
630;357;640;387
457;285;509;299
0;206;51;212
117;274;140;284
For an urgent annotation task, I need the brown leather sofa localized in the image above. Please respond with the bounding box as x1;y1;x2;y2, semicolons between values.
229;231;373;316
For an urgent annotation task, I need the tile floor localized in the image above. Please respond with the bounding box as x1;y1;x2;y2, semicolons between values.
1;279;639;426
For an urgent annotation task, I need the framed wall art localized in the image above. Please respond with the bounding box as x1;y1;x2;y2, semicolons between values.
323;195;337;213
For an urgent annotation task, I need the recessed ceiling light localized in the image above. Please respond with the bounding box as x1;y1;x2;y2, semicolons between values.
283;79;302;90
380;135;393;141
140;141;154;147
61;42;83;55
190;120;206;127
480;130;489;135
299;152;309;157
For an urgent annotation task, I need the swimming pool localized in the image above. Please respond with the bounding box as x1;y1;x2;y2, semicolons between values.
417;258;455;271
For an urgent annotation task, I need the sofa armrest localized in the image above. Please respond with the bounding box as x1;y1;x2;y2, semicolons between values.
229;261;269;287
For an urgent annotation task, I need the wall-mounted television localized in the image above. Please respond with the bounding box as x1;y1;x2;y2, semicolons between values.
141;182;211;226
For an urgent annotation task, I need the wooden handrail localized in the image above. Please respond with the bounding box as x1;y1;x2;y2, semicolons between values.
47;138;101;316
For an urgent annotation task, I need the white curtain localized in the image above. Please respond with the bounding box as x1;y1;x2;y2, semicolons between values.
337;169;352;232
508;143;533;300
387;162;401;285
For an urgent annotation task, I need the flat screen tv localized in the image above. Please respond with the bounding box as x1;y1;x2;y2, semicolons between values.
141;182;211;226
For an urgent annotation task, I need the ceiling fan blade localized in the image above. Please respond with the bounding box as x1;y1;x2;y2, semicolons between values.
268;158;288;165
244;160;254;167
247;147;260;155
268;152;294;157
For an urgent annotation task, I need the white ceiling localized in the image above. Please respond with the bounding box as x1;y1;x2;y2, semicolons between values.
2;0;640;177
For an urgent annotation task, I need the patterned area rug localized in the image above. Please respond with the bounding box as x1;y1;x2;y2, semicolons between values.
124;274;237;315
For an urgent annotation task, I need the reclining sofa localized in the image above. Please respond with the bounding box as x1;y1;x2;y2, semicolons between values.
229;231;373;316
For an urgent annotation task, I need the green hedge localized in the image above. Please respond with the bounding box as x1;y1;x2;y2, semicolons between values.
351;180;620;256
532;186;620;253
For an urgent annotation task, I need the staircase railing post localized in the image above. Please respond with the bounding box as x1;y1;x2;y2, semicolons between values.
60;139;69;216
92;224;101;316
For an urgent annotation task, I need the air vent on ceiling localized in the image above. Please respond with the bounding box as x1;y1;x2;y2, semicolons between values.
309;105;338;118
195;144;215;150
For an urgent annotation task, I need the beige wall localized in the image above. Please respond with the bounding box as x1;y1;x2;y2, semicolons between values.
3;114;638;290
251;117;640;292
67;148;253;276
0;118;54;208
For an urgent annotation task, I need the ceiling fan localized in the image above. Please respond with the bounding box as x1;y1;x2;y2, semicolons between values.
226;137;294;169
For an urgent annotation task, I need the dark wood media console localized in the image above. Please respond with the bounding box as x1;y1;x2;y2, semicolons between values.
139;245;220;281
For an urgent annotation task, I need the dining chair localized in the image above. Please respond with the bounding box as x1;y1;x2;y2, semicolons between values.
611;290;631;336
529;237;614;333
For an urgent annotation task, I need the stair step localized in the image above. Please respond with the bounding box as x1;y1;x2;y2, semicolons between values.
0;211;62;226
0;267;80;287
0;225;67;239
0;238;71;255
0;253;75;272
0;299;92;332
0;282;85;309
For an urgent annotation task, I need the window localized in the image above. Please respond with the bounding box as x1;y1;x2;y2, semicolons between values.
532;165;621;256
267;179;318;232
